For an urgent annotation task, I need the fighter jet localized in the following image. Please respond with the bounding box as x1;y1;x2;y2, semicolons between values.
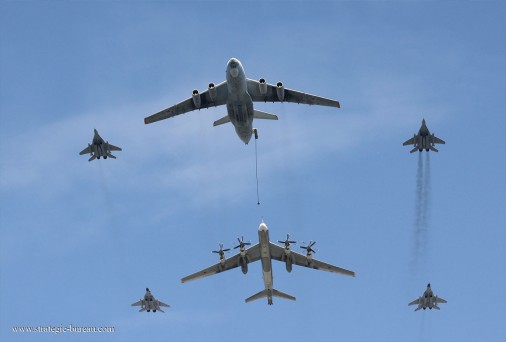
131;288;170;313
403;119;445;153
408;283;447;311
79;129;122;161
144;58;341;144
181;221;355;305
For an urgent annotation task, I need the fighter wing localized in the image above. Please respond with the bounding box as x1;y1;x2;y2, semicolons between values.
432;135;445;145
181;244;261;283
131;300;143;307
408;298;420;306
246;79;340;108
79;146;91;155
157;300;170;307
403;136;417;146
268;243;355;276
436;297;447;304
108;144;122;151
144;81;228;124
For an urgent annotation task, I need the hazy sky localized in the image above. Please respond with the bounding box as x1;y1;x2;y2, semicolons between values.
1;1;505;341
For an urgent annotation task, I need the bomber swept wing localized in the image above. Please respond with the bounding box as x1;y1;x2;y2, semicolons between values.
268;242;355;276
182;244;261;283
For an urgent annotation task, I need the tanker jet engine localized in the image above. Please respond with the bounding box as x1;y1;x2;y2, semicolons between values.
181;221;355;305
131;288;170;313
79;129;122;161
144;58;341;144
408;283;447;311
403;119;445;153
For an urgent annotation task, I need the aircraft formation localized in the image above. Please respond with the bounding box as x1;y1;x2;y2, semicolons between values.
80;58;446;311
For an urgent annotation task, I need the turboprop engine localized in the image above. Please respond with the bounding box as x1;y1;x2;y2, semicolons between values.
283;254;295;272
192;89;201;108
234;236;251;274
208;83;217;101
278;234;296;272
238;256;249;274
276;82;284;101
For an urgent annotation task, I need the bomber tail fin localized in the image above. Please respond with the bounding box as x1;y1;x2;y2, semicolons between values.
253;110;278;121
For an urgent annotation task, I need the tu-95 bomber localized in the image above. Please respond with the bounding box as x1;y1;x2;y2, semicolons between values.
181;220;355;305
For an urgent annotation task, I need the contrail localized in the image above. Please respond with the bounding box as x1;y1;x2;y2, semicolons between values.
411;152;431;277
423;152;431;237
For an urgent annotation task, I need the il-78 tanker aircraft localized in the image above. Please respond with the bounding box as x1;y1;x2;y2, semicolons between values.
144;58;341;144
181;221;355;305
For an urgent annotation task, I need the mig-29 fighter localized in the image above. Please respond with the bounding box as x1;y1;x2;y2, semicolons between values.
181;221;355;305
408;283;447;311
131;288;170;313
79;129;122;161
403;119;445;153
144;58;341;144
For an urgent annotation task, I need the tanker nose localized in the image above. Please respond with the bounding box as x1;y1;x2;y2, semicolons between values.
228;58;240;77
230;67;239;78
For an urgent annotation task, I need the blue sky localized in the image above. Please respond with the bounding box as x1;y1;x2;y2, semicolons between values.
1;1;505;341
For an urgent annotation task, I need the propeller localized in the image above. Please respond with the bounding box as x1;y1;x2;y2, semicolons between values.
300;241;316;255
278;234;296;248
212;243;230;258
233;236;251;250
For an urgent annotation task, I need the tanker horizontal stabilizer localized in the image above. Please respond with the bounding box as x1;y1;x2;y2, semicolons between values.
213;115;231;126
253;110;278;121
